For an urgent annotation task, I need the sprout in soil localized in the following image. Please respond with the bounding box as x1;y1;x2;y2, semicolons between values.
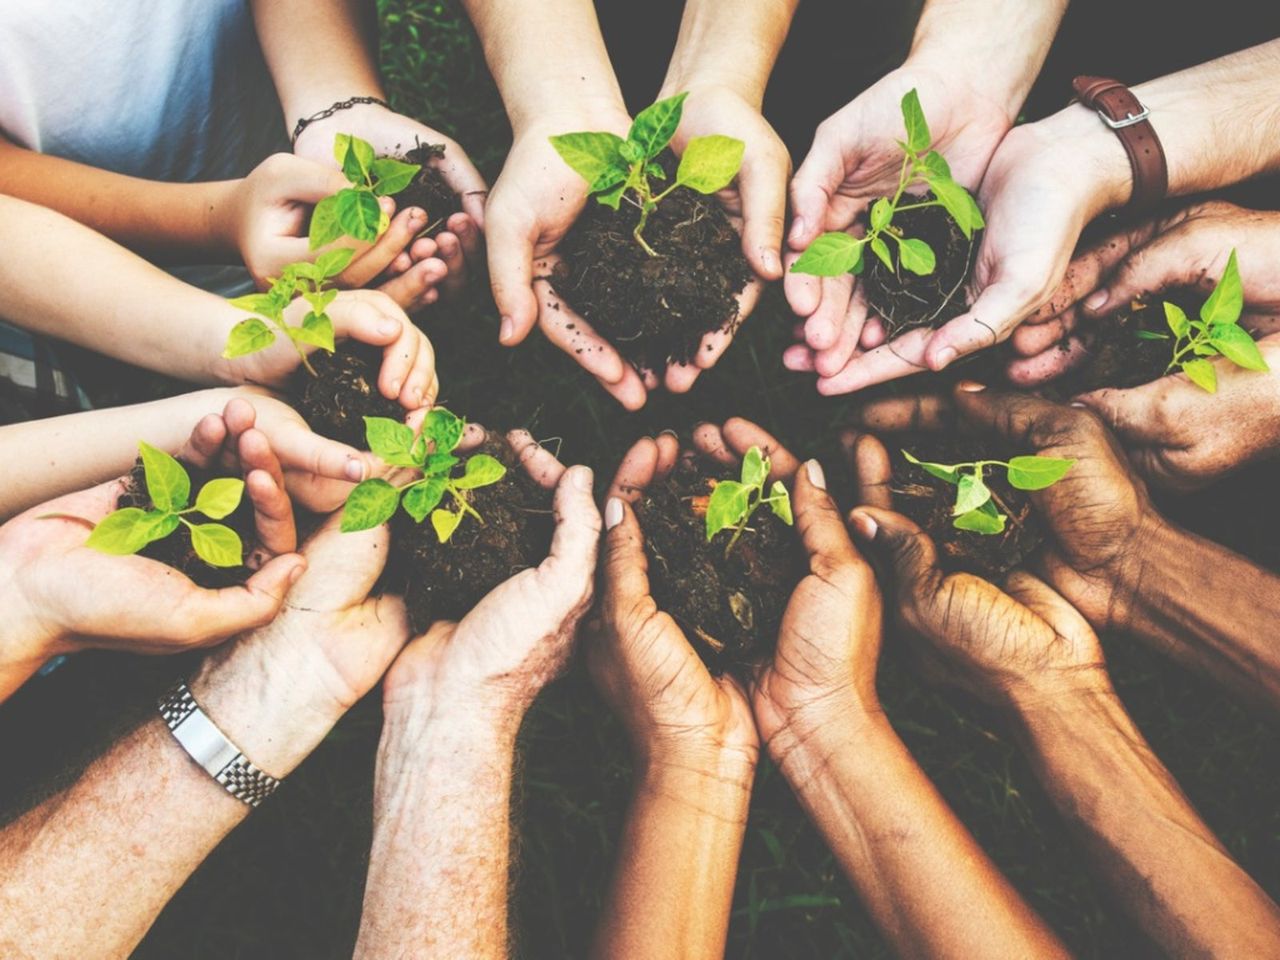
1132;248;1269;393
790;89;984;280
309;133;421;248
222;247;355;377
78;442;245;567
902;450;1074;535
341;409;507;542
704;446;794;556
550;92;744;257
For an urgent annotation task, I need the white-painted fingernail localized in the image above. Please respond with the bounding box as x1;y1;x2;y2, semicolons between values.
1085;290;1109;311
805;459;826;490
605;496;624;530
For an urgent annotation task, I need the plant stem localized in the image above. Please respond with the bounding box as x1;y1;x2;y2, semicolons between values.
452;488;484;524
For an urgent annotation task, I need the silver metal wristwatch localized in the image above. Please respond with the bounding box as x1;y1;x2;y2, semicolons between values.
157;680;281;808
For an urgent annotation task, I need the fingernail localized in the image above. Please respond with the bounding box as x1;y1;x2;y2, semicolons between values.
389;378;402;394
762;248;780;275
409;208;425;223
850;512;878;541
344;457;366;481
288;563;306;585
574;466;594;492
659;428;679;439
1070;401;1089;409
935;347;958;370
378;317;401;337
958;380;987;392
789;216;806;244
499;316;514;344
805;459;826;490
1084;289;1109;312
605;496;624;530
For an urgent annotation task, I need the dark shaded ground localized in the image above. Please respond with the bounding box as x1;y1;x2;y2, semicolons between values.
0;2;1277;958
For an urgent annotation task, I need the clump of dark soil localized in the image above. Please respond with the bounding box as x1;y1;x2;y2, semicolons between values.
633;459;806;675
891;436;1042;579
118;458;256;589
295;341;404;449
553;152;752;373
864;198;978;338
386;142;463;238
385;436;554;634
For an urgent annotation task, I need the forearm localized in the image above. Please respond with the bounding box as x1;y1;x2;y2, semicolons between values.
355;705;519;959
660;0;800;105
1013;685;1280;956
0;137;239;262
592;750;754;960
777;709;1066;959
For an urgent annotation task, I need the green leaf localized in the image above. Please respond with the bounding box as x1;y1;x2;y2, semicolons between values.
222;317;277;359
869;236;894;270
364;417;418;467
921;150;951;179
193;478;245;520
1181;357;1217;393
1199;249;1243;327
645;162;667;180
925;176;985;239
1006;456;1075;491
588;165;628;195
790;232;862;277
302;287;339;318
309;195;344;250
705;480;750;541
424;453;459;477
1135;330;1170;341
676;135;744;194
336;188;384;243
1164;301;1190;338
432;507;465;543
901;88;931;154
453;453;507;490
189;523;243;567
628;93;687;159
767;480;793;525
315;247;355;279
290;311;335;352
403;476;447;522
422;408;464;454
870;198;892;231
740;446;768;489
897;237;936;276
595;180;627;209
902;449;960;484
370;157;421;197
953;500;1006;535
953;471;992;516
619;140;643;164
139;441;190;512
341;479;401;532
1208;322;1269;372
85;508;175;555
228;292;278;317
336;133;375;183
549;131;627;186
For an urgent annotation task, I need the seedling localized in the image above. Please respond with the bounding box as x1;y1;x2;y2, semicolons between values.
903;450;1074;535
309;133;421;248
222;248;355;377
1132;249;1268;393
791;89;984;279
704;446;793;556
82;442;245;567
341;409;506;542
550;93;745;257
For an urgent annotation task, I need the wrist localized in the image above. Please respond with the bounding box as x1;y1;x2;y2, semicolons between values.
1009;680;1128;754
637;736;758;791
1105;510;1182;635
292;100;389;157
1025;103;1136;217
509;96;630;140
762;686;888;783
201;179;244;260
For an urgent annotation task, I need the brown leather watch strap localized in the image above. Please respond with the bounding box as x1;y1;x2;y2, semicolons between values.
1072;75;1168;214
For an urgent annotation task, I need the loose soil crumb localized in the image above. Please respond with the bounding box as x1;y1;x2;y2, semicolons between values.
119;458;256;589
864;197;978;338
634;459;806;676
296;341;404;449
553;152;751;372
385;436;554;634
386;142;463;238
891;435;1043;579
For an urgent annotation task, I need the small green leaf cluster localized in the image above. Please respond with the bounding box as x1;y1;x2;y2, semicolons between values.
705;446;794;555
903;450;1074;535
309;134;421;248
85;442;245;567
223;247;356;377
791;89;984;279
1133;249;1268;393
341;409;507;542
549;93;744;257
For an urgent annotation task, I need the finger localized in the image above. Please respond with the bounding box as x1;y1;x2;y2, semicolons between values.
245;467;296;558
951;381;1076;448
664;360;703;394
839;430;893;509
1002;570;1097;644
535;269;627;385
793;459;864;573
817;327;933;395
596;365;649;411
508;429;566;490
923;283;1026;371
783;343;818;372
854;393;952;433
601;496;653;621
738;151;788;280
177;553;306;644
287;511;391;609
1072;383;1177;445
184;413;228;469
847;506;943;602
434;231;468;297
396;331;437;411
270;421;372;483
375;257;448;311
437;149;488;229
1005;336;1089;387
860;315;886;349
1026;222;1158;324
1012;308;1079;358
1084;227;1215;318
788;129;848;251
654;431;680;478
488;214;538;344
608;437;660;502
340;206;428;288
386;251;413;276
694;279;763;372
721;418;801;481
448;212;482;263
814;286;868;378
692;422;732;467
536;465;602;598
784;251;823;318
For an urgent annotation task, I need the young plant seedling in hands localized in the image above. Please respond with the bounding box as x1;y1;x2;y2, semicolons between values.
340;409;506;542
309;133;421;248
791;89;984;279
222;248;356;376
81;442;245;567
1133;249;1269;393
550;92;745;257
704;445;793;556
903;450;1074;535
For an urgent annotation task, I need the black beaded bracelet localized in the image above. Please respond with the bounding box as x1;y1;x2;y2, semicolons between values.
291;95;390;146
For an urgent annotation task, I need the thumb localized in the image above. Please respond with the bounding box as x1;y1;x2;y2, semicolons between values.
738;149;788;280
1084;228;1209;318
486;212;538;345
1002;570;1097;647
275;154;352;205
788;143;845;251
289;511;392;609
924;279;1029;371
182;553;306;644
329;293;407;347
601;496;652;623
847;506;943;602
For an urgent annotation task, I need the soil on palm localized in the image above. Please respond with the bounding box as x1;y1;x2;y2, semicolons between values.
864;197;978;338
386;436;554;634
634;459;806;676
891;436;1042;579
386;142;463;238
119;458;257;589
295;341;404;449
553;153;751;373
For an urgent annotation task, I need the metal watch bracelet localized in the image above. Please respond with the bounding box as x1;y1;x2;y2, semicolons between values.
157;680;281;808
